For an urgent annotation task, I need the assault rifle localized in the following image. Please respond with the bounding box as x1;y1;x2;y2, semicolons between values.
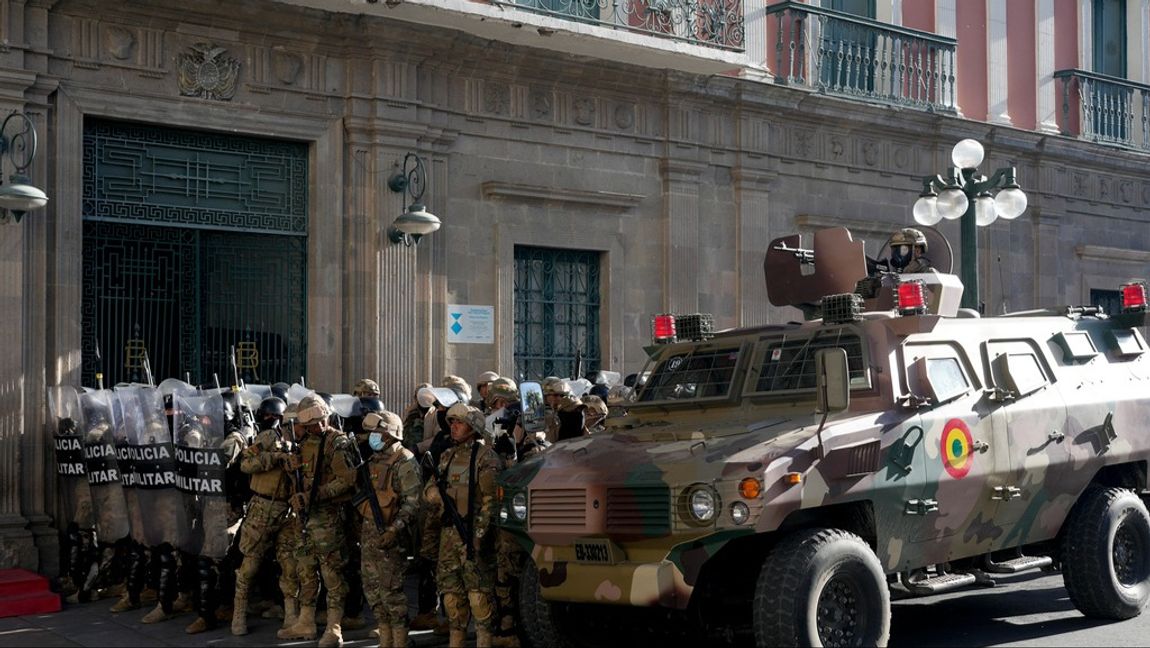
284;418;310;543
348;431;386;532
421;450;476;560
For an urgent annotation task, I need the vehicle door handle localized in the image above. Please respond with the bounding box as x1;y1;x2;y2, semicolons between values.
971;439;989;453
1048;430;1065;443
992;486;1022;501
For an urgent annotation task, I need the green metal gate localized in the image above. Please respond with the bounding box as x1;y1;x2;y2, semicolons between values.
513;246;601;381
81;119;308;387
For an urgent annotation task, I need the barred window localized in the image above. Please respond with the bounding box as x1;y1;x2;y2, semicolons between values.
638;346;742;402
752;329;869;393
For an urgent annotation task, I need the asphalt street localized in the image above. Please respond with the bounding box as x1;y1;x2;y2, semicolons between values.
2;571;1149;647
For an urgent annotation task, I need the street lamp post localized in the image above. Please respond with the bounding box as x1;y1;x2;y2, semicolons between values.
912;139;1028;312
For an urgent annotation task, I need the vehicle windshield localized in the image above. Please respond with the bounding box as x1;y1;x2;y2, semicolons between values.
751;328;869;393
637;345;742;403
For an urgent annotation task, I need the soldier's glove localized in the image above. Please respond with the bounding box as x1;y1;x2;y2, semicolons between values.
289;492;307;514
273;452;291;467
284;453;302;471
381;526;399;549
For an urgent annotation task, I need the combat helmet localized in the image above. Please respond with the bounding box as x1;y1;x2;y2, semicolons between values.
297;394;329;426
363;410;404;442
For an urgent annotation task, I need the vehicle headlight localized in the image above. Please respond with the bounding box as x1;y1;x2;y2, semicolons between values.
512;492;528;522
688;487;717;523
730;501;750;525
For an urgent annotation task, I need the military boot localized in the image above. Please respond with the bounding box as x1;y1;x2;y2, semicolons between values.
184;616;211;634
391;624;409;648
140;603;175;624
491;634;520;648
318;605;344;648
342;614;366;630
409;611;437;630
476;628;493;648
230;595;248;635
449;629;467;647
277;604;317;640
376;623;392;648
280;597;299;630
109;593;138;613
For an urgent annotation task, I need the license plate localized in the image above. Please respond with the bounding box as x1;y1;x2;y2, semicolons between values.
574;538;618;564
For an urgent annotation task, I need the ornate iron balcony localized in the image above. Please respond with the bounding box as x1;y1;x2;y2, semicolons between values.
765;1;956;112
490;0;744;50
1054;69;1150;151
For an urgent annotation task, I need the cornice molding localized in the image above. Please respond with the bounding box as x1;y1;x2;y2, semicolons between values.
481;181;643;210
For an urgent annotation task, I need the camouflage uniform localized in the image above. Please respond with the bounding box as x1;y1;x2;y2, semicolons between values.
279;396;357;646
231;426;307;636
357;411;422;646
424;405;502;647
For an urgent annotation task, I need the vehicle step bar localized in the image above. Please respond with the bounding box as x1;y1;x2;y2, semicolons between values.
901;572;976;595
984;554;1053;574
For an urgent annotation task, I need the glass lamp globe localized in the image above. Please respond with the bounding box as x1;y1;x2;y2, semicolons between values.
936;188;969;220
913;195;942;226
952;139;985;169
994;187;1028;220
974;194;997;226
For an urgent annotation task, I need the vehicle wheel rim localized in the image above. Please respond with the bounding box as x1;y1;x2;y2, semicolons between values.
1113;519;1148;586
816;573;864;647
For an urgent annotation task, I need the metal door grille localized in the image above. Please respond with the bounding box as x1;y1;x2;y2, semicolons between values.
81;119;307;387
514;247;601;381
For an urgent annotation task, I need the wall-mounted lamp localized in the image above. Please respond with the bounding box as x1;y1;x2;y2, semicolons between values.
0;111;49;224
386;153;440;247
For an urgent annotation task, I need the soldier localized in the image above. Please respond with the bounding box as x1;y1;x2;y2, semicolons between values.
580;395;608;435
540;378;571;443
442;375;473;404
279;394;357;647
889;227;935;274
341;393;387;632
402;383;434;452
555;394;585;442
356;410;421;647
472;371;500;413
76;391;131;602
230;397;306;636
423;403;501;647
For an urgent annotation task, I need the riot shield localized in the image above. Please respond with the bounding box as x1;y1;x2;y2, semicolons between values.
47;386;94;529
173;392;232;559
109;391;144;544
78;390;130;544
115;385;188;549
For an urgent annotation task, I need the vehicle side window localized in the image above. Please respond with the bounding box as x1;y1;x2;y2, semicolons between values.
903;342;977;405
985;339;1051;400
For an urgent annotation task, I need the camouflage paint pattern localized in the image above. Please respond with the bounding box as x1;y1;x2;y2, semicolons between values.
358;442;422;625
498;236;1150;611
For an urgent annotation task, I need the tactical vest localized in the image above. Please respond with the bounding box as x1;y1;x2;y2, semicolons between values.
442;441;492;519
300;428;349;502
356;446;413;525
249;455;290;500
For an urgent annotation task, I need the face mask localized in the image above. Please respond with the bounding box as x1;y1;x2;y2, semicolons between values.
368;432;386;451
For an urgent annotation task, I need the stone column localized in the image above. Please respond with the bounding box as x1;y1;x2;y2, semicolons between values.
1036;0;1060;133
987;0;1012;125
733;167;778;327
660;159;707;315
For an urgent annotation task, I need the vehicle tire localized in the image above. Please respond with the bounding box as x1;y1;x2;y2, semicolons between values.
1062;486;1150;619
519;559;575;648
752;528;890;648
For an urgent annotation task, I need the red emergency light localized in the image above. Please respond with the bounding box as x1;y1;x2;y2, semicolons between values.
652;314;677;343
897;280;927;316
1122;282;1148;313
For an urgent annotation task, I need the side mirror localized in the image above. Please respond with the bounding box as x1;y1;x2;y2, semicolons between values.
519;381;546;434
815;348;850;414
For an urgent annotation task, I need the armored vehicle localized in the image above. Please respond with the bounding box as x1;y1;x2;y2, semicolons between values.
498;227;1150;647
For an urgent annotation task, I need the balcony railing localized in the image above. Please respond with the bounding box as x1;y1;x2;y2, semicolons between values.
1054;69;1150;151
764;1;956;112
489;0;744;50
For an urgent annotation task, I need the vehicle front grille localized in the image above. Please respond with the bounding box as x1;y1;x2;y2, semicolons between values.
528;488;586;532
606;486;671;537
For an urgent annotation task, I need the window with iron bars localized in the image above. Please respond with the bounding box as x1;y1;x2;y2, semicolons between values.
514;246;601;381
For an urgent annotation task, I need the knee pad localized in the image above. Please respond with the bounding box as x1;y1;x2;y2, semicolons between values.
467;590;494;623
443;592;470;627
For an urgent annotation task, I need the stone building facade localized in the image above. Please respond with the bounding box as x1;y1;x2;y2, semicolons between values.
1;0;1149;572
